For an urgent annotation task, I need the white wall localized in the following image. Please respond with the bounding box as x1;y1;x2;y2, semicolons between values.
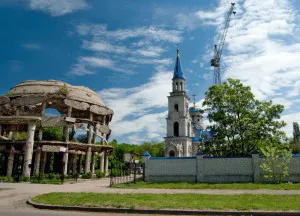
144;155;300;183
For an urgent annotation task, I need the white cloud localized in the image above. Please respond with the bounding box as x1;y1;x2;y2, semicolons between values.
29;0;87;16
67;56;132;76
82;41;129;54
70;24;182;77
77;24;183;43
127;57;172;65
198;0;300;138
22;43;41;49
99;71;172;142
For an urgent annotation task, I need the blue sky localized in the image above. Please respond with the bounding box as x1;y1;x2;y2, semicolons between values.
1;0;300;144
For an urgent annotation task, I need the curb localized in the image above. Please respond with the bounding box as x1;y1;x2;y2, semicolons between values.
27;199;300;216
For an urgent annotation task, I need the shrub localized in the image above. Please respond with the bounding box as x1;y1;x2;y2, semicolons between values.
95;170;105;178
0;176;14;183
19;176;30;182
81;172;92;179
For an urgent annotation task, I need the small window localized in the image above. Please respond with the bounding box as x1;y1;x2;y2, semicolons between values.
174;122;179;136
176;82;178;90
174;104;179;112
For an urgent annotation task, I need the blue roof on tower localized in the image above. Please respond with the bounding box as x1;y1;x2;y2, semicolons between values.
173;49;184;79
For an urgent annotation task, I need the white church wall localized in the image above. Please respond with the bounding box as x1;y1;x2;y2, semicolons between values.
144;155;300;183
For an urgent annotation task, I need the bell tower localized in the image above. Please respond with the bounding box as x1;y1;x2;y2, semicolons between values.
164;49;192;157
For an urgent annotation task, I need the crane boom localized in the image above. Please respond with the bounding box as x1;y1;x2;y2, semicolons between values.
211;2;236;85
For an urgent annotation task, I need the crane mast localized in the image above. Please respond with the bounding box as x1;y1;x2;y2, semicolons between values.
211;2;236;85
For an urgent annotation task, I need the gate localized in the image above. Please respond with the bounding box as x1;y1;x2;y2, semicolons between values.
109;159;142;186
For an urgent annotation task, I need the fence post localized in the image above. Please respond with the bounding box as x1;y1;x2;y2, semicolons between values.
196;152;204;183
142;152;151;182
251;150;260;183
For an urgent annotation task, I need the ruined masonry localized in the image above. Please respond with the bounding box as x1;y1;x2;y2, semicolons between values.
0;80;113;177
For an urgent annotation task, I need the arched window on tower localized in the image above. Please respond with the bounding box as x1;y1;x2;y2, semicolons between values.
174;122;179;137
175;82;178;90
174;104;178;112
180;82;183;91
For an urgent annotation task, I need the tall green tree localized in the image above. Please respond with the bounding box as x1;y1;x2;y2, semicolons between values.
293;122;300;142
203;78;287;156
290;122;300;153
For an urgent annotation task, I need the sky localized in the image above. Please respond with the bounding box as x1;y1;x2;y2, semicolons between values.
0;0;300;144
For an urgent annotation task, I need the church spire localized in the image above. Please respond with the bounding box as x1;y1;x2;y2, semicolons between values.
173;48;184;79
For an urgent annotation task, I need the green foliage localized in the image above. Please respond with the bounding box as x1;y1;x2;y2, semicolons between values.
290;122;300;153
42;127;63;141
260;143;292;184
59;84;69;96
16;132;27;140
203;78;287;156
81;172;92;179
293;122;300;141
0;176;14;182
95;170;105;178
108;139;164;168
19;175;30;182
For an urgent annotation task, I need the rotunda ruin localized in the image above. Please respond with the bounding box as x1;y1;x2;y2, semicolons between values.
0;80;114;177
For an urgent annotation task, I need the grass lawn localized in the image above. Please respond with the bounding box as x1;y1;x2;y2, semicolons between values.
112;181;300;190
32;192;300;211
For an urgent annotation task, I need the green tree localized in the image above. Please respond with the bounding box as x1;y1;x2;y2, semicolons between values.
42;127;63;141
259;143;292;184
290;122;300;153
203;78;287;156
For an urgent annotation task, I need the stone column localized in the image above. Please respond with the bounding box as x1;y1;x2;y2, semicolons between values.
7;146;15;176
85;147;91;173
62;106;72;175
33;146;41;175
99;152;104;173
101;115;106;145
92;128;97;144
104;150;108;176
38;102;46;141
88;112;93;144
91;152;95;174
41;151;47;174
79;153;83;173
72;154;77;174
63;150;68;176
23;122;36;177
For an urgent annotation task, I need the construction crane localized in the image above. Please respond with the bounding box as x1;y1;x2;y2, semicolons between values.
211;2;236;85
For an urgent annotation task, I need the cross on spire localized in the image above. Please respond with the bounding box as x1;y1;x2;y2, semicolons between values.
192;94;196;107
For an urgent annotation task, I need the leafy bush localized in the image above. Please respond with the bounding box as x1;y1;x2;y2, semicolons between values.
47;173;60;180
0;176;14;182
95;170;105;178
81;172;92;179
19;176;30;182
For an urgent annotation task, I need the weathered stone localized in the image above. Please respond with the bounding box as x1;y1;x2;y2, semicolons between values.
64;99;90;111
96;123;110;134
65;117;76;123
11;96;48;106
42;145;62;152
0;96;10;105
41;116;67;127
90;105;113;115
